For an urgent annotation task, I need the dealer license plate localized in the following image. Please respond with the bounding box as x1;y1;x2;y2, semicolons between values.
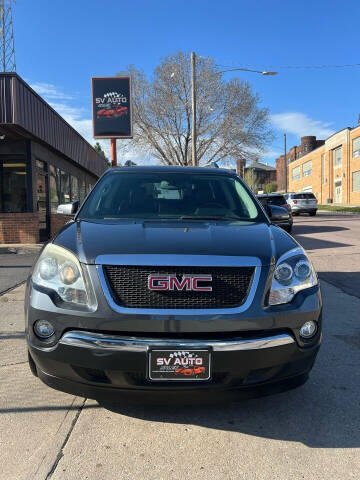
149;349;211;381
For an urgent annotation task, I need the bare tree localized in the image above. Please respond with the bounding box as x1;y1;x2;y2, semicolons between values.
120;52;273;167
244;169;261;193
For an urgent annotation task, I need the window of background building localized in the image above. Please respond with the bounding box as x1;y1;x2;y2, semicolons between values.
353;137;360;158
71;176;79;201
49;166;60;213
321;154;326;184
302;160;312;177
79;179;86;203
353;171;360;192
334;146;342;168
292;166;300;181
1;161;27;212
60;170;70;203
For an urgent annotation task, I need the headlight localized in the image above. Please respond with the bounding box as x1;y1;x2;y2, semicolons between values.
269;248;317;305
32;244;97;310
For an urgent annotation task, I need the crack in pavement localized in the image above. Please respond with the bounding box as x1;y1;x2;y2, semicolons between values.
43;398;86;480
0;361;27;368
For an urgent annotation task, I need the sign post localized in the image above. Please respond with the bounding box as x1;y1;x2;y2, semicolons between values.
92;76;133;167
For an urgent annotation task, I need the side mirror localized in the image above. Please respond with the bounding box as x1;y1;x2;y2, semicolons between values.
57;201;79;215
266;204;289;222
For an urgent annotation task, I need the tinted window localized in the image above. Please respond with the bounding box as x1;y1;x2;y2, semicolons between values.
292;193;316;199
79;172;265;222
266;195;286;206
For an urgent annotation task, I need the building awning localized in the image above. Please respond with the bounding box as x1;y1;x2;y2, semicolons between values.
0;73;107;177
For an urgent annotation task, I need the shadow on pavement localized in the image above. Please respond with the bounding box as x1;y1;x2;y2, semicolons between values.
99;373;359;449
318;271;360;299
293;225;349;235
294;235;353;250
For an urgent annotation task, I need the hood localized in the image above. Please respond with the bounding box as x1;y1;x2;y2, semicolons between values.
53;219;297;266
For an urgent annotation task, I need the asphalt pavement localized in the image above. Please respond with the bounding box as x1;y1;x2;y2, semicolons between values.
293;212;360;298
0;253;37;294
0;213;359;479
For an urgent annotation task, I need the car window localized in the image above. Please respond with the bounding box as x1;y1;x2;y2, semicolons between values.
266;195;286;206
292;193;316;199
78;171;266;222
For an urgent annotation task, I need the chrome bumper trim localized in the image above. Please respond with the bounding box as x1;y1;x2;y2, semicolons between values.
60;331;295;353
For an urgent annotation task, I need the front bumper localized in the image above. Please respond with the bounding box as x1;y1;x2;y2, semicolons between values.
28;329;321;404
292;206;317;213
26;259;322;404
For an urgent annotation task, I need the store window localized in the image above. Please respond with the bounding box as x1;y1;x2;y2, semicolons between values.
302;160;312;177
79;179;86;203
353;171;360;192
1;161;27;212
49;166;60;213
60;170;71;203
353;137;360;158
71;176;79;201
292;166;300;181
334;146;342;168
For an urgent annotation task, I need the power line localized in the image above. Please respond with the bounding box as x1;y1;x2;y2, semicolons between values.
216;62;360;70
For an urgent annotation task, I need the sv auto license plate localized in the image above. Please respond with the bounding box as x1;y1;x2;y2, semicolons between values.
149;349;211;381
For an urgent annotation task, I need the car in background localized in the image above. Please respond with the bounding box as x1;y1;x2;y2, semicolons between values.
257;193;293;233
284;193;318;216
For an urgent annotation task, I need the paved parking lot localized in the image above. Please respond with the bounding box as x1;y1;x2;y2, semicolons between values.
0;213;359;480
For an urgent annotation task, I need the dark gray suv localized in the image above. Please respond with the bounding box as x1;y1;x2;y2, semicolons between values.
26;166;322;404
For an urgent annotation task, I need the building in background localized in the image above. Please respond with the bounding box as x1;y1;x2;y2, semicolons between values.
244;160;276;192
0;73;108;244
276;136;325;191
287;121;360;205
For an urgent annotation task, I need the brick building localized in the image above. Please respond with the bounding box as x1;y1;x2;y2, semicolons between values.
276;136;325;191
245;160;276;192
287;123;360;205
0;73;108;244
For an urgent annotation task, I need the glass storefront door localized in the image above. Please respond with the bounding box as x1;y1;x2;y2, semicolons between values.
36;161;50;241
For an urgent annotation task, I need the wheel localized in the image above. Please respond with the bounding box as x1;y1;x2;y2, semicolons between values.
309;211;317;216
284;225;292;234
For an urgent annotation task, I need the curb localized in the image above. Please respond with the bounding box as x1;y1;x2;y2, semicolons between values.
318;210;360;216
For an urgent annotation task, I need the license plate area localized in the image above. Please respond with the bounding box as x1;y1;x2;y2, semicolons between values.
149;349;211;381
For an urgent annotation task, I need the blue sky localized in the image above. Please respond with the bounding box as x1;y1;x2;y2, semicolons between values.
14;0;360;165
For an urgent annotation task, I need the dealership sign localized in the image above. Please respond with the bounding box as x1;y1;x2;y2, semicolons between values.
92;76;132;138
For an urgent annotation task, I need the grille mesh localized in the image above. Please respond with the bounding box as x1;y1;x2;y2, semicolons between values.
103;265;255;309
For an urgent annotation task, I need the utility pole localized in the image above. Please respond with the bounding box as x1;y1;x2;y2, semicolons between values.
284;133;287;193
191;51;197;167
0;0;16;72
110;138;117;167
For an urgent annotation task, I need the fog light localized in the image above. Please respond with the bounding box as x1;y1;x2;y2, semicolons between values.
34;320;55;339
300;321;317;339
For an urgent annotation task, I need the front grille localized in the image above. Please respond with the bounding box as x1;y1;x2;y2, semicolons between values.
103;265;255;309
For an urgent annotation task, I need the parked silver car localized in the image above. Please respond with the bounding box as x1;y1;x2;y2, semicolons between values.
284;193;318;216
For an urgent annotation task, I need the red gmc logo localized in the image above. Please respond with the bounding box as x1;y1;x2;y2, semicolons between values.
148;275;213;292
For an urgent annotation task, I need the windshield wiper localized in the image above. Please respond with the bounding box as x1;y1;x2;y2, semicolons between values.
179;216;243;221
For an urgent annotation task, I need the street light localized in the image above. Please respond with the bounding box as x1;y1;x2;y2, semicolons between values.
219;67;278;75
174;54;278;167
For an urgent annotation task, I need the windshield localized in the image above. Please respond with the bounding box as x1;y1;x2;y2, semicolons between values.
78;171;265;222
292;193;316;199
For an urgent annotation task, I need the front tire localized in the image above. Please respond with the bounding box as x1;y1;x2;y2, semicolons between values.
309;211;317;216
